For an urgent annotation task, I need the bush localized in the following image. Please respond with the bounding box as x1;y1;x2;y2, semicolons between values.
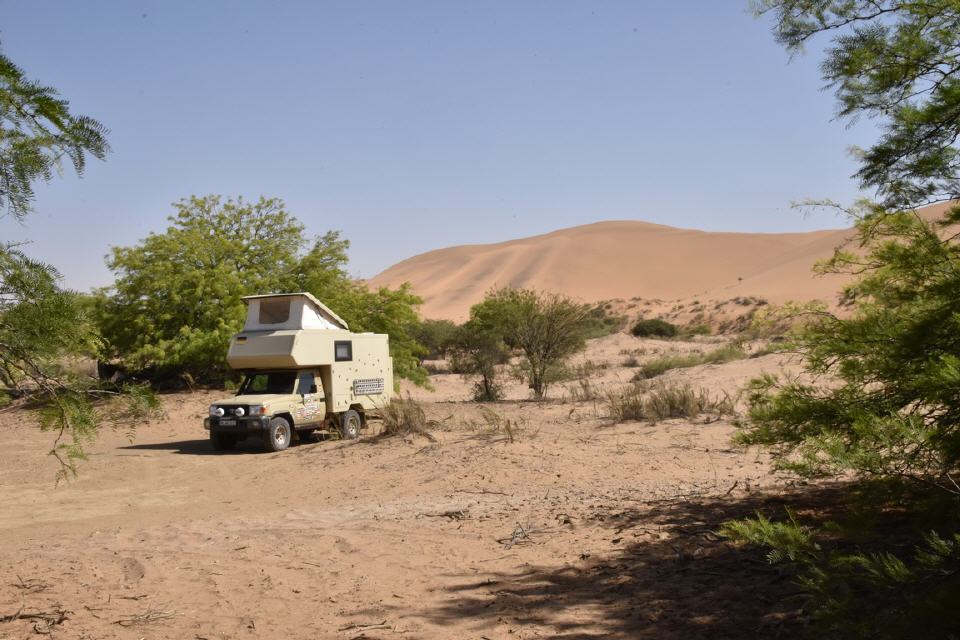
630;318;678;338
469;288;595;399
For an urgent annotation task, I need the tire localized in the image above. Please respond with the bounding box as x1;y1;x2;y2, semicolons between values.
339;410;362;440
210;430;237;451
263;417;292;452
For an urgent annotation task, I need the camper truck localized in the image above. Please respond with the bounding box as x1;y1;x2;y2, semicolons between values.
203;293;394;452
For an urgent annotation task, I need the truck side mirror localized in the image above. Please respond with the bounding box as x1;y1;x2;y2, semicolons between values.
309;384;318;394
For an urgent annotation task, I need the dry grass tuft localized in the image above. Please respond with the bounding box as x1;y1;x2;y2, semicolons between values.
380;396;438;442
606;381;736;423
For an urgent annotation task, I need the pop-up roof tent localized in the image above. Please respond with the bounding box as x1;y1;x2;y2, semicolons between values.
241;293;349;332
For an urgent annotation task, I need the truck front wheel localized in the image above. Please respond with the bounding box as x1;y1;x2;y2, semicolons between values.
263;417;292;452
339;410;362;440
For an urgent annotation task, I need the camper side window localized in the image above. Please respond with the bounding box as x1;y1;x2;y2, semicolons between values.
334;340;352;362
259;298;291;324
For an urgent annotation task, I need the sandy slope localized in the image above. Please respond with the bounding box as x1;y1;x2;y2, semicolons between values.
369;202;957;321
0;335;815;639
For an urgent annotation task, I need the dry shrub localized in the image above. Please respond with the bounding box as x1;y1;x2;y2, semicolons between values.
606;381;736;423
464;407;528;443
380;396;438;442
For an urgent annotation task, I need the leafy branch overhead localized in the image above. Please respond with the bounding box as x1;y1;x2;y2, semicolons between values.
0;49;109;220
755;0;960;209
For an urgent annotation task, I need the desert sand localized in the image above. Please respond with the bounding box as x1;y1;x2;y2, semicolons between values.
0;334;816;639
370;202;957;321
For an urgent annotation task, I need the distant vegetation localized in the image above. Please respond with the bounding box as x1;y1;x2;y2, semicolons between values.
630;318;678;338
635;343;747;379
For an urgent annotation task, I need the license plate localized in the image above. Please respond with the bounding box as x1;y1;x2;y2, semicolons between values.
220;419;236;426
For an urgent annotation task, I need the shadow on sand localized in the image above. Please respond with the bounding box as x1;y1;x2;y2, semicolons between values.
411;485;853;639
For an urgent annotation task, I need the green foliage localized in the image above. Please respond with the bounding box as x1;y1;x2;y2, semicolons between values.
582;304;625;339
99;195;428;386
0;47;109;220
739;210;960;489
411;318;459;360
0;48;159;479
636;342;747;379
754;0;960;209
469;288;594;399
0;246;160;481
100;195;309;379
450;319;507;401
736;3;960;633
630;318;678;338
722;512;960;638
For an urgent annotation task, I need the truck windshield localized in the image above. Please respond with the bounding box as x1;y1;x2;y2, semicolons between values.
238;372;296;395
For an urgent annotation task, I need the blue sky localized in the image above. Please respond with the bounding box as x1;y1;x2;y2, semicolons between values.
0;1;875;291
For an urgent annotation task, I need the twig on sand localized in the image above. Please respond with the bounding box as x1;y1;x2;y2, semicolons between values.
0;606;70;634
454;489;510;496
420;509;469;520
499;523;532;549
338;619;390;631
114;608;175;627
10;575;49;594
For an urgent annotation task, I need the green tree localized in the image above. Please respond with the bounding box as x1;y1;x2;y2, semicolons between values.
470;288;593;400
720;3;960;635
101;194;429;385
411;318;459;361
101;195;311;379
0;46;157;479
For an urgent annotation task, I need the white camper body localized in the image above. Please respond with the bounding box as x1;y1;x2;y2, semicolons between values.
226;293;394;414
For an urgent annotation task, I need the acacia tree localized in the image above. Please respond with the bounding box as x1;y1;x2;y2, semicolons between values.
101;195;313;379
101;194;429;386
722;3;960;635
0;46;157;480
470;288;593;400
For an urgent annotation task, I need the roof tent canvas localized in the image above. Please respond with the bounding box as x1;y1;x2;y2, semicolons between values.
241;293;349;332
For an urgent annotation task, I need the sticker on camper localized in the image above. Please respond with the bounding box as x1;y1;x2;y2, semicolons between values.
353;378;385;395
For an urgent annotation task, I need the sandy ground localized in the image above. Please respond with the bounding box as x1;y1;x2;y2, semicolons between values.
0;335;812;639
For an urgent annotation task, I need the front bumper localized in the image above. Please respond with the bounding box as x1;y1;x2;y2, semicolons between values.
204;416;271;433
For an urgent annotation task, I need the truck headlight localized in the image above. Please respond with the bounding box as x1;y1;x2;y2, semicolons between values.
234;407;245;417
249;405;265;416
210;405;224;417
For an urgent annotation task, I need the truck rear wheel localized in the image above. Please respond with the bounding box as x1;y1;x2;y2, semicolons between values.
263;417;292;452
339;410;362;440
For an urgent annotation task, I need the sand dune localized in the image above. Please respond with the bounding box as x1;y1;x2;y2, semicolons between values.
370;203;957;321
370;219;852;320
